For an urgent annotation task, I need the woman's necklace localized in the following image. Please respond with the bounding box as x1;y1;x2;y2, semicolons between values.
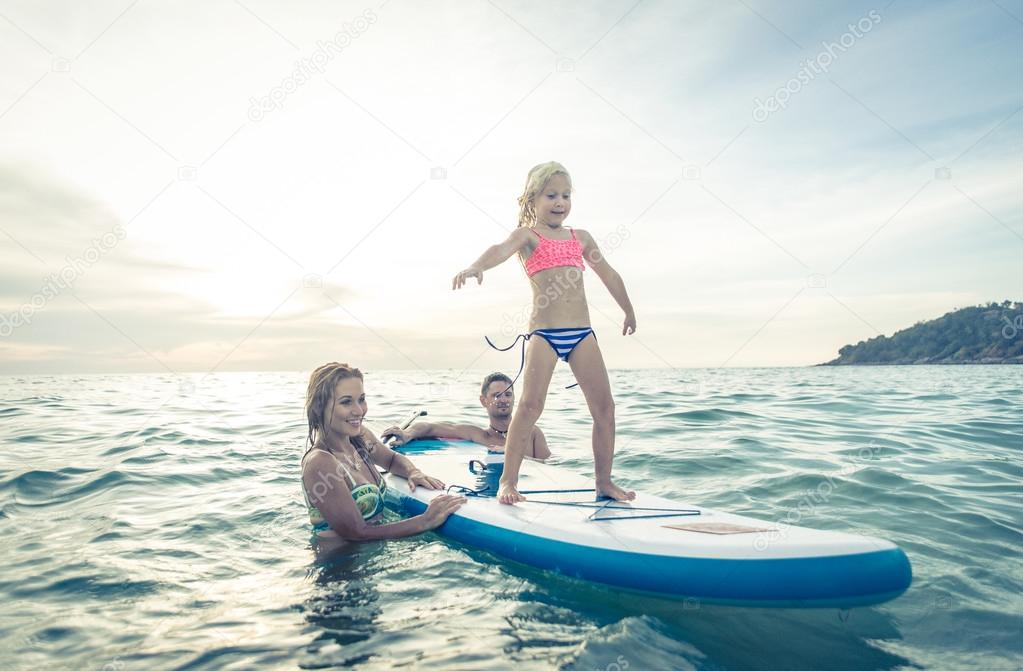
340;445;364;473
320;441;363;473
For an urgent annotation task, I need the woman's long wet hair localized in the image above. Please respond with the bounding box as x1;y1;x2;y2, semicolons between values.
304;362;369;454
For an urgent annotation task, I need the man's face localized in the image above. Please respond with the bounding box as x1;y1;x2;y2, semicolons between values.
480;381;514;419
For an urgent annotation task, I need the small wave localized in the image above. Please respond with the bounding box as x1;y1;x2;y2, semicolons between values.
4;468;140;508
727;436;770;450
101;443;140;457
566;615;705;671
14;394;65;403
912;393;959;401
13;575;163;600
1;469;74;496
723;392;776;402
981;397;1013;406
9;433;46;443
663;408;759;422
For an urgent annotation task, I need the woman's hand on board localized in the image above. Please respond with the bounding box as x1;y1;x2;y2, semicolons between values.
406;469;445;492
421;494;466;529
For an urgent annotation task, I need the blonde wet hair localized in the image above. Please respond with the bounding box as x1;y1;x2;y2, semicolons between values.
305;362;368;452
517;161;572;228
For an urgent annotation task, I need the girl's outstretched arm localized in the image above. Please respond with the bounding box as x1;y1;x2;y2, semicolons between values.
578;230;637;335
452;227;531;290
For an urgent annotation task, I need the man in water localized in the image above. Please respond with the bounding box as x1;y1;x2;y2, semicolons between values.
380;372;550;459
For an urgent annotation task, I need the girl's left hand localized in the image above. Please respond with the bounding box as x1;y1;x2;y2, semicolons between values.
407;469;445;492
623;312;637;335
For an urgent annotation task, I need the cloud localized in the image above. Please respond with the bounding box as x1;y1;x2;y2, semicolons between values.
0;162;122;264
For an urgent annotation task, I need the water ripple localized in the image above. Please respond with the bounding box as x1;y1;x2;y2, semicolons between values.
0;367;1020;670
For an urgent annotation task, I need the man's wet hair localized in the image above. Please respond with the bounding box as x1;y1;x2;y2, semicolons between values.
481;372;513;396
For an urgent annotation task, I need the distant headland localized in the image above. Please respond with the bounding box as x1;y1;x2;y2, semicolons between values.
821;301;1023;365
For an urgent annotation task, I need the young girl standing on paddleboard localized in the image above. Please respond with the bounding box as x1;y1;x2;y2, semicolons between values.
452;161;637;505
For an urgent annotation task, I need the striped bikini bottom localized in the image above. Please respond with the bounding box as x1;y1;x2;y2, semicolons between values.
530;327;595;362
484;327;596;392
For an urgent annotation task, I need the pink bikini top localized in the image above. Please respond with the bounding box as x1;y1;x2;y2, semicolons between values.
523;227;586;277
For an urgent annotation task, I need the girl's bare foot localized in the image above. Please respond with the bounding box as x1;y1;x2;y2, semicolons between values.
497;481;527;505
596;480;636;501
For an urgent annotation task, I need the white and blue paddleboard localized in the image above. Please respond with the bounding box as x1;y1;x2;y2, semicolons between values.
384;439;912;608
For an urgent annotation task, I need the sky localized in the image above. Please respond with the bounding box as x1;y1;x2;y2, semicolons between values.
1;0;1021;374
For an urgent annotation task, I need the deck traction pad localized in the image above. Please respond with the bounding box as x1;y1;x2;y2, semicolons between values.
663;522;771;534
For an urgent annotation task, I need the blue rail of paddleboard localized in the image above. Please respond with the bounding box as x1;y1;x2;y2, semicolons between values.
391;493;910;607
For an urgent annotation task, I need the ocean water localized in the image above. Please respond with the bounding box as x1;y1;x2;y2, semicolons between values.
1;366;1020;671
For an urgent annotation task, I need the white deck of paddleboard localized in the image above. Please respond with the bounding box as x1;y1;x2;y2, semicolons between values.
386;441;895;561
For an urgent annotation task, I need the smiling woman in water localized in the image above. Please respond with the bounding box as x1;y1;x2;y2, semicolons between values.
301;362;465;541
